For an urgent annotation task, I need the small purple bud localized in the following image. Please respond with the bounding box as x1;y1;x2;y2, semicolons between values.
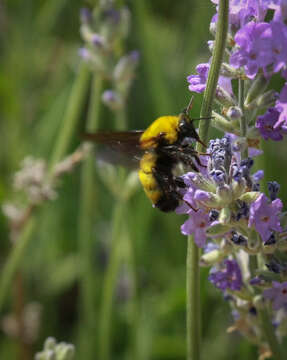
78;47;91;60
209;209;219;222
80;8;92;24
92;34;104;48
250;277;263;286
267;181;280;201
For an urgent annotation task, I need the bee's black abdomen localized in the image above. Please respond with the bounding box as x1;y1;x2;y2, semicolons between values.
155;196;179;212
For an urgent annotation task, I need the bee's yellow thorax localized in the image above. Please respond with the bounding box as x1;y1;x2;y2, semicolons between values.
140;116;179;150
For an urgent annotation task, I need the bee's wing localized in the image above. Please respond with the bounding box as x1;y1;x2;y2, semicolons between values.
82;130;145;169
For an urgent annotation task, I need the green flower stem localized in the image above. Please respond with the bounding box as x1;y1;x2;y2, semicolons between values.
238;79;248;159
0;63;90;313
48;63;90;172
186;237;201;360
98;200;125;360
186;1;229;360
259;308;284;360
0;217;36;311
77;74;103;359
133;0;174;114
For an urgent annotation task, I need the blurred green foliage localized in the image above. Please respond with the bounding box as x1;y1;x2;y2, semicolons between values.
1;1;286;359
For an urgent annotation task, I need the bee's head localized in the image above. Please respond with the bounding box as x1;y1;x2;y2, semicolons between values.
178;113;197;138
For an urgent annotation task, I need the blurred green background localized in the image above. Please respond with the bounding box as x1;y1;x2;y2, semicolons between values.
1;0;286;359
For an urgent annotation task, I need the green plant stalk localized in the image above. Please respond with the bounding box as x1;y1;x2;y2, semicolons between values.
186;1;229;360
98;200;125;360
0;218;36;311
259;308;284;360
0;63;90;312
48;63;90;172
238;79;248;159
77;74;103;359
133;0;174;115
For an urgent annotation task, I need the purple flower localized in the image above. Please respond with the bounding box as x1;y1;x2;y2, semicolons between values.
181;209;210;247
263;281;287;310
211;0;272;26
187;63;209;93
209;259;243;291
187;63;232;95
256;107;285;141
230;22;273;79
248;193;283;242
270;21;287;73
274;83;287;130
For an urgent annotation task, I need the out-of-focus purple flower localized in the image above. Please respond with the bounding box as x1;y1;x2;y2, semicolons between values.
256;107;285;141
187;63;232;95
270;21;287;73
209;259;243;291
78;47;91;60
80;7;92;24
263;281;287;310
274;83;287;130
252;170;264;182
273;0;287;22
102;90;123;110
210;0;273;26
181;209;210;247
230;22;273;79
187;63;209;93
248;193;283;242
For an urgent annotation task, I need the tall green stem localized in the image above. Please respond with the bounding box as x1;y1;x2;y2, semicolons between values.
186;1;229;359
259;308;284;360
77;74;103;359
98;200;125;360
0;63;90;312
48;63;90;172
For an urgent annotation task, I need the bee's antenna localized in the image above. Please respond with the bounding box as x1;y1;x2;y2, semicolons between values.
186;95;194;113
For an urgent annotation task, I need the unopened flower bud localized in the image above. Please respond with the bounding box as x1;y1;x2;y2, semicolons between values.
244;74;269;107
247;229;261;253
102;90;123;110
218;207;231;225
56;343;75;360
216;184;231;205
220;63;243;78
231;179;246;199
209;21;216;36
216;86;237;107
226;106;242;121
206;223;231;236
211;111;237;133
200;249;226;266
245;90;279;110
239;191;260;204
113;51;140;83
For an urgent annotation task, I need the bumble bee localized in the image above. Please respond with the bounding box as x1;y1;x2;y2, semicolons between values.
84;99;206;212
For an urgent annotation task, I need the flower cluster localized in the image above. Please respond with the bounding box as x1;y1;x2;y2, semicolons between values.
188;0;287;145
180;0;287;353
35;337;75;360
79;0;139;112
